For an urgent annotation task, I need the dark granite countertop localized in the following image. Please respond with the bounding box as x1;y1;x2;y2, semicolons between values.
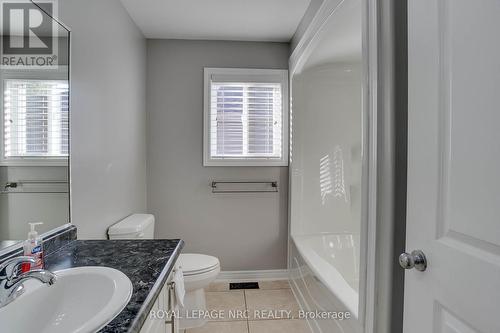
44;239;184;333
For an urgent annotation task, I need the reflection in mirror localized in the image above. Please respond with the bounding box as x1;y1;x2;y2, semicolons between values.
0;1;70;246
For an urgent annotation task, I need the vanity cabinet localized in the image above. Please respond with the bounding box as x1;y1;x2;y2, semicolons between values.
140;264;180;333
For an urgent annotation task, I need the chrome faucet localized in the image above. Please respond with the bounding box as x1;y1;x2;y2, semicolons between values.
0;256;57;308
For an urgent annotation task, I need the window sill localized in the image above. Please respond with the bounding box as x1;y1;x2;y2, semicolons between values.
0;159;69;167
203;159;288;167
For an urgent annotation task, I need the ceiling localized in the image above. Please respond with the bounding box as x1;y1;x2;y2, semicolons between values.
119;0;311;42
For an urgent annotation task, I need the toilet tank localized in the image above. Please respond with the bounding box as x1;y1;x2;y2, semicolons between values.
108;214;155;239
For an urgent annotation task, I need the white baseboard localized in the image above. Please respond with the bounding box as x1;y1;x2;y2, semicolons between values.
216;269;289;282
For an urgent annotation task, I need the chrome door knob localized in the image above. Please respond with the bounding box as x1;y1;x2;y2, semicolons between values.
399;250;427;271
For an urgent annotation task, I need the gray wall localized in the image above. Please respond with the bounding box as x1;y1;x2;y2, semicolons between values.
146;40;289;271
60;0;147;239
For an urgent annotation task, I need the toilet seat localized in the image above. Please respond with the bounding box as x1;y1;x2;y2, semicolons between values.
179;253;220;276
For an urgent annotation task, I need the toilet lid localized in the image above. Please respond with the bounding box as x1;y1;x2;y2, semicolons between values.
179;253;220;276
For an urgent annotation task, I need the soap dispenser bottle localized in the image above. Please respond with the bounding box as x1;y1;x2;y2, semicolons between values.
22;222;44;272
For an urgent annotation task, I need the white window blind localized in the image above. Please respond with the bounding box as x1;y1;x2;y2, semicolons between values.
3;79;69;158
210;82;283;160
204;68;288;166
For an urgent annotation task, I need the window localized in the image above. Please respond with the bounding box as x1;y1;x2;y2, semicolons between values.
2;79;69;161
204;68;288;166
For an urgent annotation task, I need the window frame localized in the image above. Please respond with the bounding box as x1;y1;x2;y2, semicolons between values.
203;67;289;167
0;67;69;166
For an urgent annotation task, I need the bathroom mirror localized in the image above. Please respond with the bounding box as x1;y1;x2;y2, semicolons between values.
0;1;70;247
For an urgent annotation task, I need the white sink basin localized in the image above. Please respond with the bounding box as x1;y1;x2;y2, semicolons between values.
0;266;133;333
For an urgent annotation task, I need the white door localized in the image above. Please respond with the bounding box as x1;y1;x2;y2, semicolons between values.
404;0;500;332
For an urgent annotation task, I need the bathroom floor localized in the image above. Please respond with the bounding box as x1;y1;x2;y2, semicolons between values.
182;280;311;333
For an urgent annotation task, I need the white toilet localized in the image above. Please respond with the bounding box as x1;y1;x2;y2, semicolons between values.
178;253;220;329
108;214;221;330
108;214;155;239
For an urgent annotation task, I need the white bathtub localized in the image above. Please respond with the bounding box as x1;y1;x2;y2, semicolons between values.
292;233;360;317
289;0;364;330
